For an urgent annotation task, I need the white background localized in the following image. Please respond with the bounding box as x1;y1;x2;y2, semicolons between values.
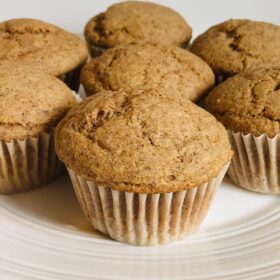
0;0;278;37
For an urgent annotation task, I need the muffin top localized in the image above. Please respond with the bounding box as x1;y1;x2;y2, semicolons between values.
0;18;88;76
0;64;77;142
80;43;215;102
84;1;192;48
56;88;232;193
205;68;280;137
190;19;280;77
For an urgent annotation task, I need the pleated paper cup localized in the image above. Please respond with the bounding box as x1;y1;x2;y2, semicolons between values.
87;43;107;58
67;163;229;246
71;91;83;103
58;64;84;92
215;74;228;85
227;131;280;194
0;129;64;194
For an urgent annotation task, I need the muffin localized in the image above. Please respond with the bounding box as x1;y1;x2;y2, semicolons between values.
190;19;280;83
205;68;280;194
80;43;215;102
56;88;232;245
84;1;192;57
0;18;89;91
0;64;77;194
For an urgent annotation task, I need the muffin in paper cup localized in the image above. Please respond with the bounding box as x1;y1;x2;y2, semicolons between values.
55;88;232;245
0;129;64;194
84;2;192;58
227;132;280;194
0;18;88;91
190;19;280;84
0;64;78;194
80;43;215;102
67;164;229;245
205;68;280;194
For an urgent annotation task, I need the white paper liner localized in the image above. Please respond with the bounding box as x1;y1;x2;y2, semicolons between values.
58;64;84;92
67;164;229;246
87;43;106;58
227;131;280;194
216;74;228;84
71;90;83;103
0;129;64;194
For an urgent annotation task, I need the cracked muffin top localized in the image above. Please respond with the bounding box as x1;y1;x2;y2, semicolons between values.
84;1;192;49
0;18;88;76
80;43;215;102
0;64;77;142
205;68;280;137
190;19;280;78
55;88;232;193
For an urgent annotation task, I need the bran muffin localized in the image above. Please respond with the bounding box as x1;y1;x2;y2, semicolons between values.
205;68;280;193
56;88;232;245
80;43;215;102
190;19;280;82
0;18;89;91
0;64;77;194
84;1;192;57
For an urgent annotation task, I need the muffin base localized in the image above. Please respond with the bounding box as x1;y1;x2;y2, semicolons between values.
67;164;229;246
87;42;106;58
58;64;84;92
0;129;64;194
227;131;280;194
215;74;228;84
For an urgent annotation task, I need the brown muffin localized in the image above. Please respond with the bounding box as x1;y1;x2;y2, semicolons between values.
56;88;231;193
0;18;89;90
205;68;280;137
84;1;192;56
205;68;280;194
0;64;77;194
190;19;280;80
56;88;232;245
80;43;215;102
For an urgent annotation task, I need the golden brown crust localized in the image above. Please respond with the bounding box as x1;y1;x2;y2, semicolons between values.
84;1;192;48
56;88;232;193
0;64;77;141
190;19;280;77
0;18;89;76
80;43;215;102
205;68;280;137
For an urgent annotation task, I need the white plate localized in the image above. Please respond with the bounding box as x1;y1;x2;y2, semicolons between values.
0;0;280;279
0;177;279;279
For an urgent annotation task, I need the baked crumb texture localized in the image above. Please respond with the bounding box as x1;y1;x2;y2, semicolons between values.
56;88;232;193
81;43;215;102
84;1;192;48
191;19;280;78
0;18;88;76
0;64;76;142
206;68;280;137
